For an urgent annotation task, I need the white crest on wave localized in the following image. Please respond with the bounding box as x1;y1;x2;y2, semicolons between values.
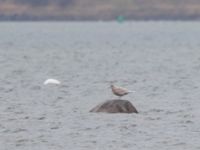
44;79;61;85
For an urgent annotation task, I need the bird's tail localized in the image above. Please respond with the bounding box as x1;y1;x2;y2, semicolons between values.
128;90;136;93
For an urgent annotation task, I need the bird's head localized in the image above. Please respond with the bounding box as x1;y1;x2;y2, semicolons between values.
110;81;115;89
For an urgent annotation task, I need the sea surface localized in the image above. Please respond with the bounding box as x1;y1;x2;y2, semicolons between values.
0;21;200;150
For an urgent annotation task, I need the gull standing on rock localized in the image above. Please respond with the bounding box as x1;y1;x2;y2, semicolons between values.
111;84;135;98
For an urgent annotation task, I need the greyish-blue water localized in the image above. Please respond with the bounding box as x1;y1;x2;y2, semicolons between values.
0;21;200;150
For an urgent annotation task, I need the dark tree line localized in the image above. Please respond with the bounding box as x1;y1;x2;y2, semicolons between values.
2;0;74;7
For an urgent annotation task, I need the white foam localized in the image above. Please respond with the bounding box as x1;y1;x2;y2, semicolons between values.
43;79;61;85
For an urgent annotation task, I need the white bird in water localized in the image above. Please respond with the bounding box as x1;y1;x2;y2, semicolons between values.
44;79;61;85
111;84;135;98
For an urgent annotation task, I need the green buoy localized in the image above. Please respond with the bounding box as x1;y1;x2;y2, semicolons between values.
117;15;125;23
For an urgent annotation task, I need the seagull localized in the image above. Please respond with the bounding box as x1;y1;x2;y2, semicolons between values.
111;84;135;98
43;79;61;85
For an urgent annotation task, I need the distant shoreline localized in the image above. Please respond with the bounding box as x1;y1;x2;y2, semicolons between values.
0;16;200;21
1;0;200;21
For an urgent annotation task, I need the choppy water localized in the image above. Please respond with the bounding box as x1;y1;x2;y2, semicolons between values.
0;21;200;150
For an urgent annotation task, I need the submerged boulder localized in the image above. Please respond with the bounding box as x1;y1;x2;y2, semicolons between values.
90;99;138;114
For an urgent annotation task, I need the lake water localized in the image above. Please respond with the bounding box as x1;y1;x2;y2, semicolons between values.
0;21;200;150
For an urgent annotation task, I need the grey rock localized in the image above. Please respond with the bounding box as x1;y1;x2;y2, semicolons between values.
90;99;138;113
